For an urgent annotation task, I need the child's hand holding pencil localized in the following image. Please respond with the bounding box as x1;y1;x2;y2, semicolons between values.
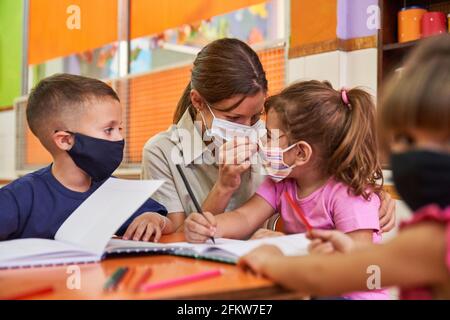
184;211;220;243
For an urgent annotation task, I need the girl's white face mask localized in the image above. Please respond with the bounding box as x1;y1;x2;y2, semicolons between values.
260;143;298;183
199;102;266;145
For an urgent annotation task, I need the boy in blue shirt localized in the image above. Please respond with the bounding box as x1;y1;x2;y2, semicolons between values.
0;74;170;242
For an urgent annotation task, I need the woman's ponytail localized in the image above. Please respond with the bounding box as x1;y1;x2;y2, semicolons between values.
173;82;195;124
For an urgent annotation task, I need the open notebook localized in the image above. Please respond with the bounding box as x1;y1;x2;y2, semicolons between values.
0;234;309;269
0;178;164;269
105;233;310;264
0;178;310;269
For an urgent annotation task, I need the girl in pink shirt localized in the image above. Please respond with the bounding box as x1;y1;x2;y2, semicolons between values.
185;78;387;299
238;35;450;300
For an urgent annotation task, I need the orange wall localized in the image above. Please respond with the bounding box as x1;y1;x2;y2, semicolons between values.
128;66;192;162
290;0;337;48
259;47;285;96
25;128;52;165
29;0;118;65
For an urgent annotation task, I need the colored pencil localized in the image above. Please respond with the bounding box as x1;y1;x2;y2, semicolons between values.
103;267;128;291
133;267;153;292
140;269;222;292
284;191;313;232
3;286;54;300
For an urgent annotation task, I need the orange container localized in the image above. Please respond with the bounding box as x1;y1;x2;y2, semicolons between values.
398;6;427;43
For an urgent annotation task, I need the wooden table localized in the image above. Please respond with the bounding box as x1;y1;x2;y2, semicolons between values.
0;233;297;300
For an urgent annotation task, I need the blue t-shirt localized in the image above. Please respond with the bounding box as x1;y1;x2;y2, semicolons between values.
0;165;167;240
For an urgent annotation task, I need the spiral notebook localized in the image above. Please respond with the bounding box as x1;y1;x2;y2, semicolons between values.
0;233;309;269
104;233;310;264
0;178;309;269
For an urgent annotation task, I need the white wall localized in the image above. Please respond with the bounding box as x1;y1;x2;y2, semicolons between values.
288;51;341;88
0;109;16;180
343;48;378;95
287;48;378;95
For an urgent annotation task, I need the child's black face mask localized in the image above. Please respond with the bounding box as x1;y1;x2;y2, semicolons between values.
391;150;450;212
65;132;125;182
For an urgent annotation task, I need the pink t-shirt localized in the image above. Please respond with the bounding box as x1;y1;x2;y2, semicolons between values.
256;177;388;300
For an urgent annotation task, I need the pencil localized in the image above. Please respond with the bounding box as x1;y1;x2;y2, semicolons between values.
140;269;222;292
284;191;313;232
3;286;54;300
103;267;128;292
133;267;153;292
176;164;215;244
119;266;135;290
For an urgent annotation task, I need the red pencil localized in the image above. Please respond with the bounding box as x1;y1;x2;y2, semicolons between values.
3;286;54;300
284;191;313;232
133;267;153;292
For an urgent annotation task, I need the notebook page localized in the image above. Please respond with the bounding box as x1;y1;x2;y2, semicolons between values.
0;238;98;268
202;233;310;258
104;238;241;252
0;255;100;269
55;179;164;256
105;238;177;252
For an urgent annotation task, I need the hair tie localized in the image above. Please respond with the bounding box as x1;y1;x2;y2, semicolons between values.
341;89;352;111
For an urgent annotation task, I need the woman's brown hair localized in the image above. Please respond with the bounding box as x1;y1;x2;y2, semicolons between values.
380;34;450;150
265;80;382;199
173;38;268;123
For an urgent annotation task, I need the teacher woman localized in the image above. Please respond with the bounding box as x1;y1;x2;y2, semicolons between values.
139;38;396;238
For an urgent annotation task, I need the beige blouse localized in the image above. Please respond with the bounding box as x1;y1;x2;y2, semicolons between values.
141;110;265;215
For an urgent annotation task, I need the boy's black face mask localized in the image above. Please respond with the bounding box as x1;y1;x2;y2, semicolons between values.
66;132;125;182
391;150;450;212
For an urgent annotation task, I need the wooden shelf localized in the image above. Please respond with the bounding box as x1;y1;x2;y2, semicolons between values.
376;0;450;168
382;39;420;51
377;0;450;94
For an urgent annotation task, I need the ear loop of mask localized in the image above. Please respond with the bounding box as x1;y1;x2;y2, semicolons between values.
279;143;299;168
191;104;212;138
261;141;297;158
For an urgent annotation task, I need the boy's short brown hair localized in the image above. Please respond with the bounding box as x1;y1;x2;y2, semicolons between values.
26;73;120;151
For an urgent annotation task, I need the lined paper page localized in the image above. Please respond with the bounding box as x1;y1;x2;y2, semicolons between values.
55;179;164;255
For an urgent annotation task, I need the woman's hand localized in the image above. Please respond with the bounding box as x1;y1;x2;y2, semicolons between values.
238;245;284;275
217;137;258;193
122;212;168;242
306;229;355;254
378;191;396;232
250;228;285;240
184;211;219;243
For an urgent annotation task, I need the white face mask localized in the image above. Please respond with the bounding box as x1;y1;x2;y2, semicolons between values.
199;102;266;145
260;143;297;183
